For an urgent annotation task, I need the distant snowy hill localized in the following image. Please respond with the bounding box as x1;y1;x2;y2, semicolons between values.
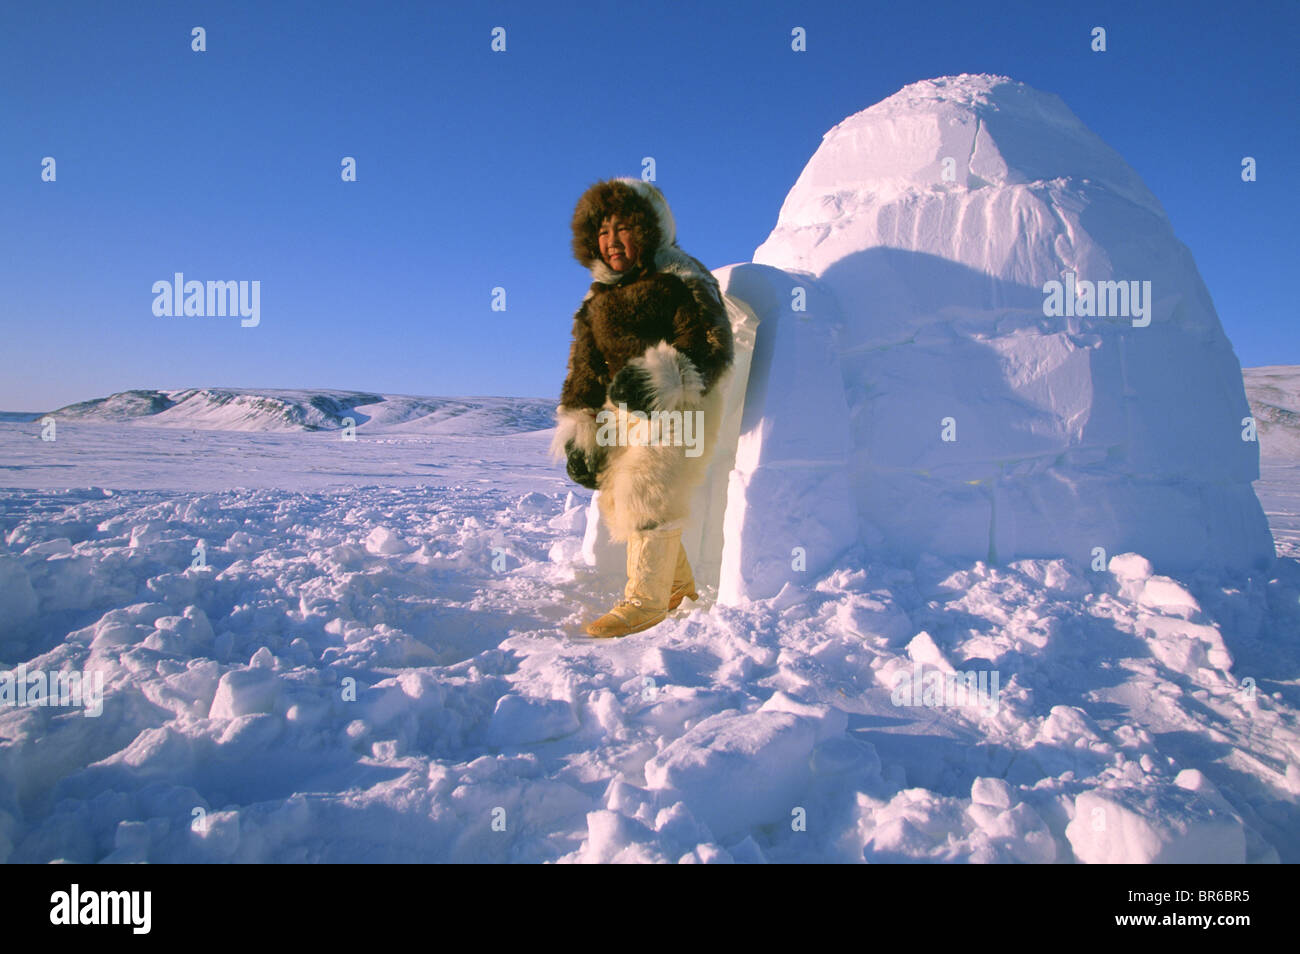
40;387;556;435
1244;366;1300;460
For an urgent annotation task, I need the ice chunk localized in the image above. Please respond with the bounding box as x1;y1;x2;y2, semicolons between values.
1108;552;1154;582
758;690;848;741
970;776;1013;809
1137;577;1202;618
208;667;280;720
906;631;954;672
643;708;820;840
1065;784;1246;863
1134;615;1233;675
578;810;661;864
24;537;74;557
486;694;579;747
515;492;550;513
364;527;410;555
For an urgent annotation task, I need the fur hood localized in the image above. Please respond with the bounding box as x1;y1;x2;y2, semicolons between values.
571;178;723;311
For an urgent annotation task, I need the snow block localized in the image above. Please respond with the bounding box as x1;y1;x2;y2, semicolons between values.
759;690;848;741
1065;784;1247;863
365;527;410;555
713;264;858;604
970;776;1014;810
1134;614;1234;676
486;694;579;747
208;667;280;720
643;708;820;840
579;810;663;864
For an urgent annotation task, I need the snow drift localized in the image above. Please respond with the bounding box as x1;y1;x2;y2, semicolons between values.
683;74;1273;602
3;441;1296;863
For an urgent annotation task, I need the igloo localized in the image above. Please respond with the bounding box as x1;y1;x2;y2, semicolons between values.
577;74;1274;605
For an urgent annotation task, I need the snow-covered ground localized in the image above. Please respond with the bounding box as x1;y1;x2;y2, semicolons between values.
2;382;1298;863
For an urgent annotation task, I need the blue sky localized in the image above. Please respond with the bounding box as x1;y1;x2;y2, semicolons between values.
2;0;1296;411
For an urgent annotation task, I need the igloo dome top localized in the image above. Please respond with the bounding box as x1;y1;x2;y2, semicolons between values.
768;73;1163;228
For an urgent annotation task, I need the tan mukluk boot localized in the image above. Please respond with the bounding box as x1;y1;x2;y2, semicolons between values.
585;526;682;638
668;539;698;610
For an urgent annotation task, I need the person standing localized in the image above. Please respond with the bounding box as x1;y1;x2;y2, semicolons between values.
550;178;734;637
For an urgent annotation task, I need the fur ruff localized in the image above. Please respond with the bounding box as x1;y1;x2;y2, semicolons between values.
619;341;706;413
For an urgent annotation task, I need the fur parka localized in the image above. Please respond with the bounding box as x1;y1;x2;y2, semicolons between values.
549;178;735;542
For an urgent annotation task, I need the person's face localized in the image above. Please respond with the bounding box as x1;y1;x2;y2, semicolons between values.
598;215;640;271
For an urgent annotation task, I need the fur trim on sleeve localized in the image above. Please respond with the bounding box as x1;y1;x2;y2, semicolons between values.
548;403;600;464
619;341;706;413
